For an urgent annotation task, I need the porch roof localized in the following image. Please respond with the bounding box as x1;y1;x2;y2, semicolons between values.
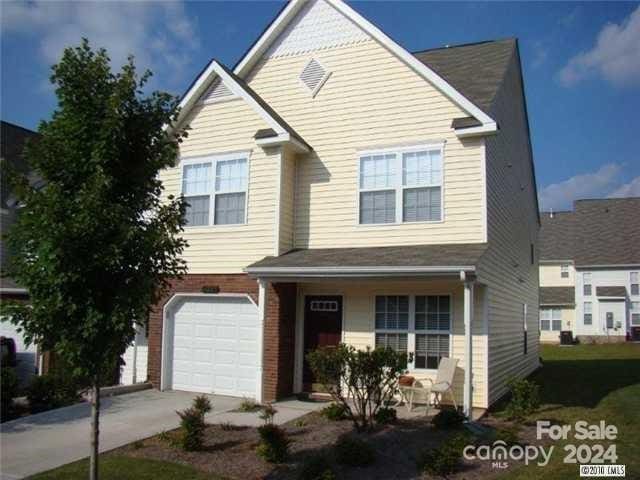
596;286;627;298
245;243;487;278
539;286;574;306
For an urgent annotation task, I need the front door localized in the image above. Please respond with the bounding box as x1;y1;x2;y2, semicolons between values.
303;296;342;391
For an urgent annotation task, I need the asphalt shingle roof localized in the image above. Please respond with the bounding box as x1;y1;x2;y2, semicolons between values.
247;243;488;270
539;211;575;261
413;38;516;115
539;287;575;306
596;286;627;298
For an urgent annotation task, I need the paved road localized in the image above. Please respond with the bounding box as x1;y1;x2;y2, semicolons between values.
1;389;320;479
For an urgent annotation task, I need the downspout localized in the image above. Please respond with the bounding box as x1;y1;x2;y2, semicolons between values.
461;270;474;418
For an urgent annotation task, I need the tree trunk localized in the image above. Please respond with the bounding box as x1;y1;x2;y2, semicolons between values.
89;382;100;480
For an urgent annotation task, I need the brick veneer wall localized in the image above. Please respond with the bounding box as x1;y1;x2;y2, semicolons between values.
146;274;296;402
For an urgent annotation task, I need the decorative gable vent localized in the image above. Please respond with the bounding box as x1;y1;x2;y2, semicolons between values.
300;59;330;97
201;79;235;104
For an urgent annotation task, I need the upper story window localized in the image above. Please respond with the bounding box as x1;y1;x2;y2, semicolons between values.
583;272;592;296
631;272;639;296
561;264;569;278
182;154;248;227
359;145;443;225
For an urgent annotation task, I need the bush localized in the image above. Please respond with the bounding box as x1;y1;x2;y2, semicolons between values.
1;367;18;420
417;433;471;476
504;377;540;420
307;344;406;431
193;395;212;416
334;436;375;467
177;407;206;451
26;371;81;413
373;406;397;425
238;397;261;412
321;403;348;421
431;408;465;429
298;453;335;480
256;424;290;463
260;403;277;424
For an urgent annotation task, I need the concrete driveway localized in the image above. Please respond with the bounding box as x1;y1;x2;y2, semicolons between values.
0;389;321;480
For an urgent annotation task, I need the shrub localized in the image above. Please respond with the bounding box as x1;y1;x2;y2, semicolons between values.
1;367;18;420
256;424;290;463
373;406;397;425
26;371;81;413
431;408;465;429
294;418;308;428
176;407;206;451
334;436;375;467
417;433;471;476
238;397;261;412
193;395;212;416
260;403;277;424
298;453;335;480
321;403;348;421
307;344;406;431
504;377;540;420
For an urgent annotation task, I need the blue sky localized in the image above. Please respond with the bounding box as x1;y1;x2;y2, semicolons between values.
2;1;639;210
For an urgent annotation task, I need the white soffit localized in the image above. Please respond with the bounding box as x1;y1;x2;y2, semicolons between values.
266;0;369;58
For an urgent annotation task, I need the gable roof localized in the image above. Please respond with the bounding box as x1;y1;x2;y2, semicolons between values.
232;0;497;132
539;198;640;267
172;59;310;152
413;38;516;116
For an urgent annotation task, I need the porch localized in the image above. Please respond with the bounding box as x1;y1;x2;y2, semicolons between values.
247;244;490;415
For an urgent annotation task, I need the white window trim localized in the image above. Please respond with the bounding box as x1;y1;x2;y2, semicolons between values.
631;302;640;326
373;294;452;373
583;272;592;296
560;264;569;278
180;151;252;228
539;308;562;331
630;272;639;297
356;143;445;226
583;301;593;325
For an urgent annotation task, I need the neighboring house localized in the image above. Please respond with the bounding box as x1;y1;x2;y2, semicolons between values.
144;0;539;415
539;198;640;343
0;120;39;385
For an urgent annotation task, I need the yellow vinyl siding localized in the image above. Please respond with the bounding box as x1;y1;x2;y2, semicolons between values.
476;50;540;406
540;263;575;287
160;99;278;273
246;40;485;249
297;280;489;408
278;150;296;254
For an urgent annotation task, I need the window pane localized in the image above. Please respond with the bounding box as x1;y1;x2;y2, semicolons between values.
182;163;211;196
584;285;592;296
632;285;639;296
540;309;551;320
360;154;395;189
214;192;245;225
552;309;562;320
184;195;210;226
417;295;450;331
540;319;550;331
375;333;407;353
552;320;562;331
584;302;592;313
584;314;592;325
374;296;409;330
402;150;441;186
215;158;247;192
632;313;640;325
631;272;638;283
403;187;441;222
360;190;395;224
415;334;449;370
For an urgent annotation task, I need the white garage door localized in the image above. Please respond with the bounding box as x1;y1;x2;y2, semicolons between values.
169;296;260;398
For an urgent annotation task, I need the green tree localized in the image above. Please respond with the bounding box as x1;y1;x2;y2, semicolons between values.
3;39;188;480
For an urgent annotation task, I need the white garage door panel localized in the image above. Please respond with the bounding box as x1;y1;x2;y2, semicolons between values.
169;296;260;398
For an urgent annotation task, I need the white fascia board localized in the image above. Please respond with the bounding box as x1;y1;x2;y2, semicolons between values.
255;133;310;153
245;265;476;277
232;0;496;129
0;288;28;294
455;122;498;138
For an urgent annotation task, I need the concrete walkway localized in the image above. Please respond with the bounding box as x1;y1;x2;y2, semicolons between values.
0;390;322;480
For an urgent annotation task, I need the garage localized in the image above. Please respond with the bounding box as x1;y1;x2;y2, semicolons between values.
162;295;261;399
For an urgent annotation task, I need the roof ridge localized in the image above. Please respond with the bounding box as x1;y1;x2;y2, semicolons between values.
575;196;640;202
411;37;516;55
1;120;38;135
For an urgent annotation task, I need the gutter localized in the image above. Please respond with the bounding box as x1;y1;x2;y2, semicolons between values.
245;265;476;278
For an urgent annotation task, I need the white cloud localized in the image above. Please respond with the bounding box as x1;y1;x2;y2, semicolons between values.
538;164;623;211
608;176;640;198
531;41;548;69
558;5;640;88
1;1;200;89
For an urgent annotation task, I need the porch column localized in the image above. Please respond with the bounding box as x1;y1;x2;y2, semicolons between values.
257;279;268;404
463;279;474;418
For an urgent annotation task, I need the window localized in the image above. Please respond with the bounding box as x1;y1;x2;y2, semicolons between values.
584;302;592;325
631;302;640;326
359;145;443;225
310;300;339;312
631;272;639;296
374;295;451;370
181;155;248;226
561;264;569;278
583;273;592;296
540;308;562;331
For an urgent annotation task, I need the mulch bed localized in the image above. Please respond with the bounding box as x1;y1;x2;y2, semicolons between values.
114;411;539;480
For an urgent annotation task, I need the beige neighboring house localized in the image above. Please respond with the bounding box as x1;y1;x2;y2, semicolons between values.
142;0;540;415
539;198;640;344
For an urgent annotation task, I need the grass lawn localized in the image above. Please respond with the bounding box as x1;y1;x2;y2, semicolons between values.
497;343;640;479
28;455;218;480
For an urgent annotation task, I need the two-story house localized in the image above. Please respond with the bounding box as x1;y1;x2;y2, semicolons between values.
142;0;539;415
539;198;640;343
